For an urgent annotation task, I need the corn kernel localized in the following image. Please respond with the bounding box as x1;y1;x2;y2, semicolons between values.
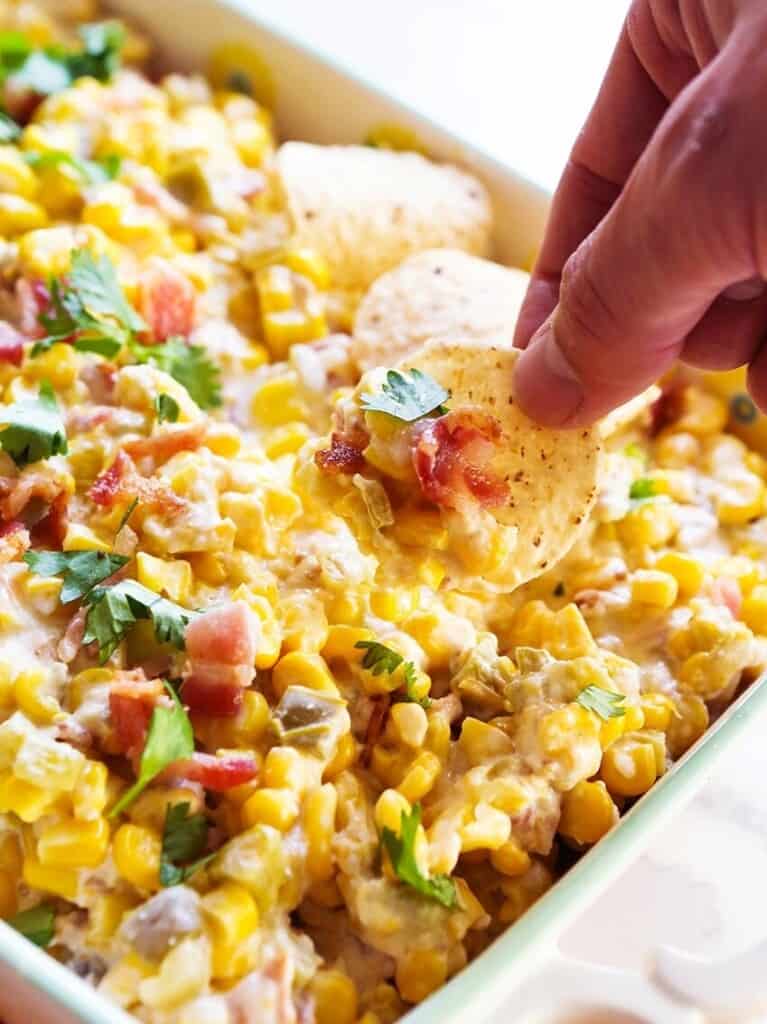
87;893;135;945
716;472;765;525
271;651;337;699
390;702;429;748
323;732;357;779
262;308;327;359
37;817;109;869
618;500;677;548
255;264;293;313
640;692;676;731
139;936;211;1011
742;584;767;634
113;824;161;892
264;422;311;459
397;751;442;803
201;882;259;980
250;374;305;426
631;569;679;608
283;248;331;290
490;838;532;877
305;783;337;883
62;523;112;553
241;788;299;831
23;854;78;900
0;193;47;235
559;780;618;845
370;587;419;623
600;735;658;797
391;508;449;550
136;552;192;603
311;969;358;1024
14;667;63;724
395;950;448;1005
262;746;305;790
655;552;705;597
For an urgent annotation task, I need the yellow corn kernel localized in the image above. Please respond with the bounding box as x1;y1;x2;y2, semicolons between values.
546;603;596;659
0;870;17;917
323;732;357;779
370;587;419;624
559;780;618;845
0;775;57;822
231;117;272;167
201;882;259;980
305;783;337;883
374;789;411;834
241;788;299;831
510;599;552;649
139;935;211;1012
655;551;705;597
283;248;331;290
23;342;79;392
172;228;197;252
716;473;765;525
271;651;337;699
618;500;677;548
490;838;532;877
204;423;241;458
370;746;409;789
395;949;448;1005
325;591;365;628
264;422;311;459
425;714;451;762
61;523;112;553
136;552;192;604
322;625;374;663
667;693;709;758
311;969;358;1024
87;893;135;945
262;308;327;359
262;747;305;791
255;264;294;313
0;193;47;235
676;388;728;436
656;431;701;468
404;611;453;670
461;802;511;852
37;817;109;869
600;735;658;797
100;951;155;1009
631;569;679;608
397;751;442;803
640;692;676;732
742;584;767;634
250;374;305;426
187;552;227;586
390;702;429;748
0;833;21;876
14;667;63;724
23;854;78;900
459;717;514;766
390;508;449;551
0;146;37;198
128;789;204;835
113;824;161;892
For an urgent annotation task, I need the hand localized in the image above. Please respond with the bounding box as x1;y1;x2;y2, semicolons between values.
512;0;767;427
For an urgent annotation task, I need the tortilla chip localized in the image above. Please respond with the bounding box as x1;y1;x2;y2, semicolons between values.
600;386;661;438
276;144;492;295
352;249;529;372
404;340;602;591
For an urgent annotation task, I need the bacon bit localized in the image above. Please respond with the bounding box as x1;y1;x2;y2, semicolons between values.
138;262;197;343
58;607;87;662
109;677;164;759
315;432;367;475
710;577;742;619
166;751;258;791
0;519;29;563
67;406;115;433
649;383;685;436
360;696;390;767
89;450;184;515
16;278;49;340
0;322;23;365
0;469;68;521
2;80;43;125
183;602;259;694
31;491;68;548
412;408;509;512
123;422;207;465
183;678;243;717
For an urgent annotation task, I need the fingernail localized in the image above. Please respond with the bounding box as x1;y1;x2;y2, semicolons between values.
512;318;584;426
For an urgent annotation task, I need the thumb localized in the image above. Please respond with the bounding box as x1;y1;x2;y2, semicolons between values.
512;45;762;428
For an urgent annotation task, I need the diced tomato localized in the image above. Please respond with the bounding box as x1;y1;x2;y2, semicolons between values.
138;262;196;343
182;677;243;718
412;408;509;512
109;678;164;759
0;322;23;365
183;602;259;691
170;751;258;791
710;577;742;619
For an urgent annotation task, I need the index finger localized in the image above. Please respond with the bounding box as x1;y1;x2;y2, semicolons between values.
514;8;674;348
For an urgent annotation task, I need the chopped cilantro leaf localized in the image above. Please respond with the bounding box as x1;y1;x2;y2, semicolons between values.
360;368;449;422
0;112;20;141
67;21;124;82
155;393;180;424
109;681;194;817
381;804;456;908
0;380;67;467
132;337;222;411
629;477;658;501
0;21;123;99
576;684;627;720
114;496;138;539
23;549;128;603
24;149;121;185
355;639;430;708
160;801;214;887
8;903;55;948
83;578;195;664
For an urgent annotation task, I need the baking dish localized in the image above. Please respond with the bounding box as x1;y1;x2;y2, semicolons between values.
0;3;766;1022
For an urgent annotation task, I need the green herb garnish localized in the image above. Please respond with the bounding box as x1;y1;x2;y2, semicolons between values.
114;496;138;539
133;338;222;411
381;804;456;908
0;111;20;141
154;393;180;424
7;903;55;948
24;149;121;185
576;684;627;720
629;478;658;501
23;549;128;603
83;578;195;664
0;381;67;467
361;368;449;422
109;681;194;816
159;801;214;886
354;639;430;708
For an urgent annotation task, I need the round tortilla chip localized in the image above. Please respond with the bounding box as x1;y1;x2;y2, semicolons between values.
276;143;492;295
352;249;529;372
406;339;602;590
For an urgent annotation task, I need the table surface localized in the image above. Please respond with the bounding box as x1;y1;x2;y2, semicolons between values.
246;1;767;1018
